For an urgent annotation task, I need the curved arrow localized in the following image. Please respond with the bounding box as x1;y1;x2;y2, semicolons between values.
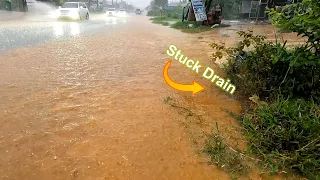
163;61;205;95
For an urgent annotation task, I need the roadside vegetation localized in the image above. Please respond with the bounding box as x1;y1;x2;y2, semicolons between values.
150;16;217;33
146;0;241;33
207;0;320;179
147;5;228;33
161;0;319;179
148;12;229;33
147;6;182;19
204;123;250;179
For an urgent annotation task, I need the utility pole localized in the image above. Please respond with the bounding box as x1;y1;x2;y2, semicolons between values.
97;0;99;12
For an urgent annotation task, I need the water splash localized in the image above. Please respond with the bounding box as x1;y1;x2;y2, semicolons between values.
27;0;57;15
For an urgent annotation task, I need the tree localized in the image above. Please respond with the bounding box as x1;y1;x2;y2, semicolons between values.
154;0;167;8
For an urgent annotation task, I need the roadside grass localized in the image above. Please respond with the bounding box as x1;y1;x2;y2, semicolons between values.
204;123;250;179
171;22;231;33
171;21;211;33
240;99;320;179
150;17;179;26
162;96;305;179
162;96;251;179
150;17;231;33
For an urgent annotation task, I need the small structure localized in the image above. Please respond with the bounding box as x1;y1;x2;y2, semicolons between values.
240;0;291;21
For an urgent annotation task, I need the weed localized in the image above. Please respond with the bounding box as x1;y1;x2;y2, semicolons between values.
162;96;173;104
204;123;250;179
162;96;193;117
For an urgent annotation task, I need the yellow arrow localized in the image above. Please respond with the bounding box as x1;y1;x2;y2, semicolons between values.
163;61;205;95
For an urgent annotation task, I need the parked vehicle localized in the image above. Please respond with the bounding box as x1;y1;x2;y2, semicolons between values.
106;8;116;16
55;2;89;20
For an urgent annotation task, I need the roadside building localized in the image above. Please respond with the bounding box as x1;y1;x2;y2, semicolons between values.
5;0;12;11
0;0;25;11
240;0;302;20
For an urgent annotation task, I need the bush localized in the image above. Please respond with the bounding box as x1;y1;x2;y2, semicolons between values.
206;1;320;179
269;0;320;53
210;30;320;102
165;6;183;19
147;10;159;16
240;98;320;179
148;7;182;19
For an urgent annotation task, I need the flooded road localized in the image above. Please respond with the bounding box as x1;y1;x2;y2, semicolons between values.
0;16;234;179
0;14;128;51
0;13;305;179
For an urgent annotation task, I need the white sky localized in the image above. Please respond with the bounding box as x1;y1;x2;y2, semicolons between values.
125;0;151;8
125;0;180;8
116;0;180;9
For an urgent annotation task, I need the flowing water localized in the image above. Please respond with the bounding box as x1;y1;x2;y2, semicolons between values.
0;15;304;179
0;16;236;179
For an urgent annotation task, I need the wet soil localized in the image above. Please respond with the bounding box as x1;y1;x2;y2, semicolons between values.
0;17;304;179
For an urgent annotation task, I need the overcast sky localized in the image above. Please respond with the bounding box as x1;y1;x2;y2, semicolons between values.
120;0;181;8
125;0;180;8
125;0;151;8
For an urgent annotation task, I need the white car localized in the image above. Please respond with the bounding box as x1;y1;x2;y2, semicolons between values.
106;8;116;16
117;9;126;17
55;2;89;20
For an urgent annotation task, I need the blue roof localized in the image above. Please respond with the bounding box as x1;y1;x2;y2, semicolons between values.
167;5;178;8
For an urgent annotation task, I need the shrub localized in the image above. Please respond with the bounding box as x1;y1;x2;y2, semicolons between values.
240;98;320;179
147;7;182;19
165;6;183;19
269;0;320;53
209;30;320;102
147;10;159;16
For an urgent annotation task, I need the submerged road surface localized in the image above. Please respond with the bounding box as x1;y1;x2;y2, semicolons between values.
0;14;128;51
0;15;232;179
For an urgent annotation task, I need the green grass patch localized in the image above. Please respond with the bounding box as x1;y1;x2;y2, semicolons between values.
150;16;179;22
150;16;231;33
150;17;179;26
171;21;211;33
171;21;230;33
241;98;320;179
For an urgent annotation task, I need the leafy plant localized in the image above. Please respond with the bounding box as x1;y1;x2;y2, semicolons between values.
269;0;320;53
209;29;320;102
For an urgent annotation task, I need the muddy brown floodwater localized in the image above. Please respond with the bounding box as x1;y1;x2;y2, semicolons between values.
0;16;232;180
0;17;303;180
